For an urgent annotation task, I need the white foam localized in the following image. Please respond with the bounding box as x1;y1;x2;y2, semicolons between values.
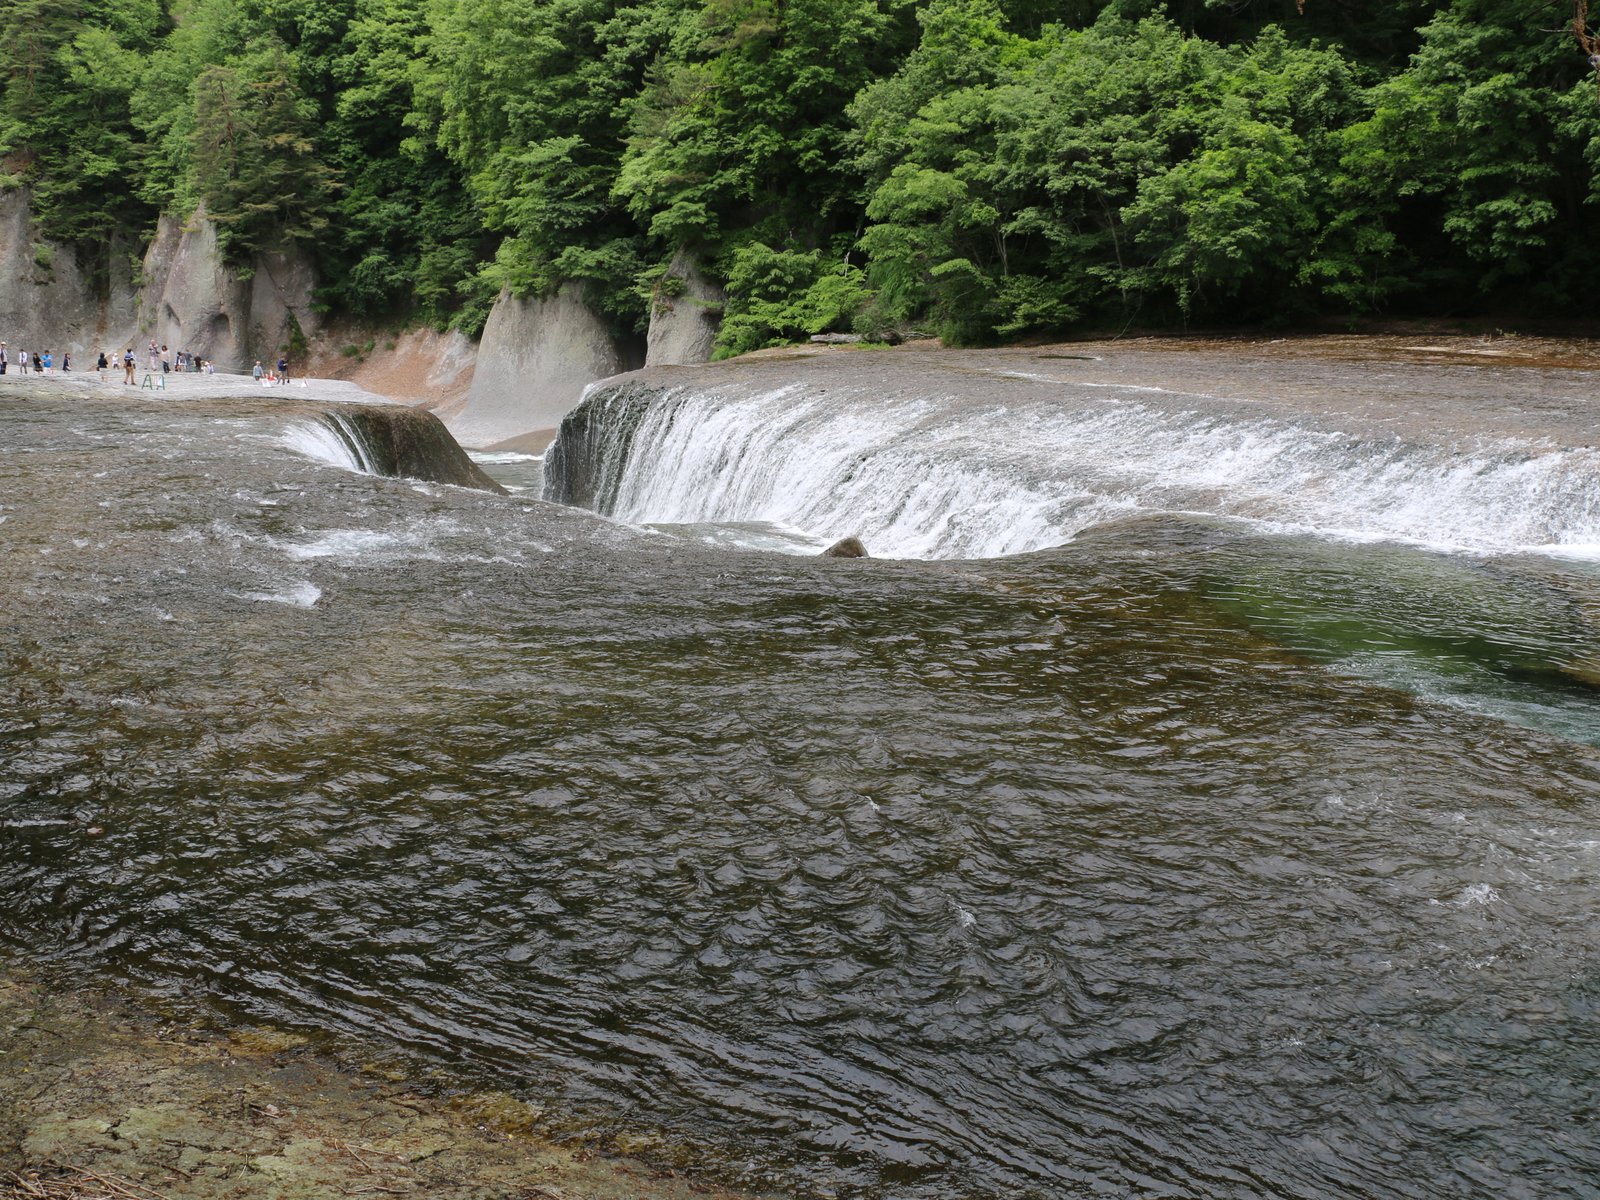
582;384;1600;561
1454;882;1501;907
277;529;412;560
241;581;322;607
470;451;545;465
1524;542;1600;562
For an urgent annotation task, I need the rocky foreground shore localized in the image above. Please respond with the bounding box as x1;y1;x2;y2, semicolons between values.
0;968;772;1200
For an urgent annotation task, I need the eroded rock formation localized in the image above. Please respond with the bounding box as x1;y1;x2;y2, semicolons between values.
441;284;643;449
314;405;507;494
0;190;134;356
137;210;317;372
645;249;723;368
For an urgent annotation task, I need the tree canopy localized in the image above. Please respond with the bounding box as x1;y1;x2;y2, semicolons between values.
0;0;1595;344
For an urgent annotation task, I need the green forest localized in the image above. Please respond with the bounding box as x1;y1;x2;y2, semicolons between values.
2;0;1597;353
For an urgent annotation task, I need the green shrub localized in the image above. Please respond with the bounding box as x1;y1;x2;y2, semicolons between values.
714;243;871;358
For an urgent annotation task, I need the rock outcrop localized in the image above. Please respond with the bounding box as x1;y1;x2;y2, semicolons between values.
0;190;132;357
820;537;869;558
313;405;507;494
645;249;723;368
441;284;642;449
136;210;317;372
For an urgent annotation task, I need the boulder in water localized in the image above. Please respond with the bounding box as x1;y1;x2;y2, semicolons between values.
821;536;868;558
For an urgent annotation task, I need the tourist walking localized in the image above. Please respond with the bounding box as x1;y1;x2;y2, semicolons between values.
0;342;7;375
60;352;69;372
123;348;136;385
97;351;108;381
276;356;290;385
33;351;43;374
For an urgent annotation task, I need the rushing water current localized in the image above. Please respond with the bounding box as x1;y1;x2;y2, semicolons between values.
5;351;1600;1199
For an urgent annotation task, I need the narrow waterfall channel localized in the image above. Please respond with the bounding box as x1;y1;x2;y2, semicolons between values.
6;346;1600;1200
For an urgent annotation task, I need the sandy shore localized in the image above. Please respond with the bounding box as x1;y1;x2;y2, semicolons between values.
0;966;773;1200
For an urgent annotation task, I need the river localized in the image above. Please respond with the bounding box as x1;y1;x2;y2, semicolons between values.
3;339;1599;1198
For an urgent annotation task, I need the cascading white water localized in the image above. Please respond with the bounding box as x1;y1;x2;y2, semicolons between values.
280;413;376;475
553;381;1600;560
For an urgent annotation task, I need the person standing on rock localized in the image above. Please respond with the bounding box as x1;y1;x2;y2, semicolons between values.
276;356;290;385
97;351;108;381
252;360;264;382
123;348;136;385
35;351;46;374
0;342;7;375
61;352;69;372
160;345;169;374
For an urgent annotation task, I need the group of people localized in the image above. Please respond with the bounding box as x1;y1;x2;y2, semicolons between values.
0;343;68;374
141;341;214;376
251;358;293;385
3;338;295;387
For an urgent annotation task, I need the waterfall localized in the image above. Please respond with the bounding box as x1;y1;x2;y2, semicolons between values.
280;407;507;494
281;410;378;475
544;378;1600;560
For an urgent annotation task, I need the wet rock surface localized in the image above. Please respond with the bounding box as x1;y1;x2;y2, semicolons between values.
0;969;771;1200
820;537;868;558
315;406;507;494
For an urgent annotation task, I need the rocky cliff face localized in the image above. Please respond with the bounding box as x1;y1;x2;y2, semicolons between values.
0;190;133;359
2;190;707;438
645;249;723;368
439;284;643;450
0;191;317;371
136;210;317;372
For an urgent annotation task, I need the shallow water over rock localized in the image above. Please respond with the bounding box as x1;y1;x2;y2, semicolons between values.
4;368;1600;1199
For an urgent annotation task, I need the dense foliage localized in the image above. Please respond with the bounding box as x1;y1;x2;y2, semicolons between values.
1;0;1595;345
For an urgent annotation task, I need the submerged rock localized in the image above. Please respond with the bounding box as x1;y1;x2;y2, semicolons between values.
820;536;868;558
